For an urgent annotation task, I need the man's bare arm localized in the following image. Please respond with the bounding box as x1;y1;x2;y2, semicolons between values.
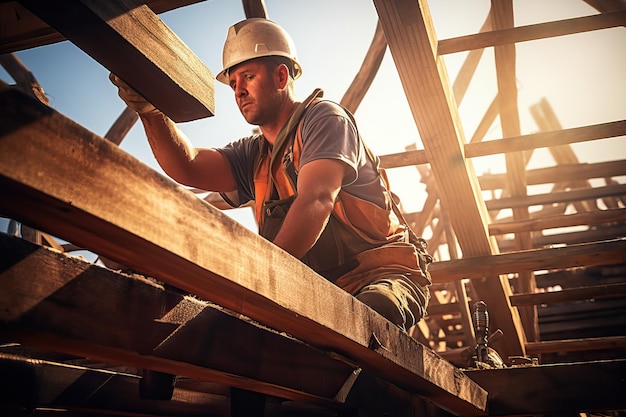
110;73;236;193
272;158;347;259
139;113;236;192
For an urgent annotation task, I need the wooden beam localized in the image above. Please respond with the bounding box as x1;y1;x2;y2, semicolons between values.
438;10;626;55
428;238;626;283
464;360;626;416
0;234;377;409
18;0;215;122
372;0;525;359
380;148;428;169
379;121;626;170
478;160;626;190
486;183;626;210
465;120;626;158
509;282;626;306
242;0;268;18
0;0;204;54
340;21;387;114
0;85;488;416
488;207;626;235
0;353;228;416
525;336;626;355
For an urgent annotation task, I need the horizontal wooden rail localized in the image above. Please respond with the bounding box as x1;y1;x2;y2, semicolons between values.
465;120;626;159
478;160;626;190
488;208;626;235
429;238;626;282
438;11;626;55
486;183;626;210
525;336;626;355
379;121;625;169
380;149;428;169
509;282;626;306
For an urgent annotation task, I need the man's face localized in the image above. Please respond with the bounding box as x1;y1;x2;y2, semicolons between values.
228;59;281;126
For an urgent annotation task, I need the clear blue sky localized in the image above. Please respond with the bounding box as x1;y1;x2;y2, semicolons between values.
2;0;625;234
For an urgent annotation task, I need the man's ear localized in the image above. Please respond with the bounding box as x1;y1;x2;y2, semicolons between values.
275;63;290;88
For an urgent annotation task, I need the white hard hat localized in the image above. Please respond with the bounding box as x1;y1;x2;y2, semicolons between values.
216;18;302;84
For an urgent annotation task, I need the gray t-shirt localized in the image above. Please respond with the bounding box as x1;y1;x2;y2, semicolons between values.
218;100;386;209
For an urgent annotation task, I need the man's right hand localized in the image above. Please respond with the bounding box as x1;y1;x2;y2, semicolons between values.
109;73;159;116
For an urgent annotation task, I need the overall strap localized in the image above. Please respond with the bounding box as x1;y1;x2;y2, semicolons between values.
269;88;324;186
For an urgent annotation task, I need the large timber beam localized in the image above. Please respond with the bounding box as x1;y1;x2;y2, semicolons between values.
372;0;525;358
17;0;214;122
0;0;205;53
465;359;626;416
0;234;374;410
0;84;487;416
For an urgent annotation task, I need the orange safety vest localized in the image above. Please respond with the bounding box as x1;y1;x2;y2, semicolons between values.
252;89;428;279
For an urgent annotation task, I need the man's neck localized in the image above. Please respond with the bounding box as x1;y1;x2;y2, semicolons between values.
260;99;300;145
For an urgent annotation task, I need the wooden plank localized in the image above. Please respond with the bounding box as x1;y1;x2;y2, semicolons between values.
478;160;626;189
438;10;626;55
491;0;537;341
428;238;626;283
379;121;626;170
464;360;626;416
509;282;626;306
0;353;226;416
0;351;436;417
0;0;205;54
584;0;626;14
0;234;359;407
465;120;626;158
486;183;626;210
18;0;215;122
242;0;268;19
525;336;626;355
499;223;626;251
340;21;387;114
0;85;488;415
489;207;626;235
372;0;525;359
379;148;428;169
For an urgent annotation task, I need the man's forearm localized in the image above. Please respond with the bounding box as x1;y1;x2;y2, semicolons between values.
272;194;334;259
140;112;199;179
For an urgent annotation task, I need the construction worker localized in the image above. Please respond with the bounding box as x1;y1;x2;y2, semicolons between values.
110;18;431;331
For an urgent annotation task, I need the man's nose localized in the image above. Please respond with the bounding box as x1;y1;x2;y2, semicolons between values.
235;82;247;97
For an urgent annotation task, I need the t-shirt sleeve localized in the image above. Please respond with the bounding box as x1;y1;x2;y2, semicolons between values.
299;101;360;186
216;136;259;207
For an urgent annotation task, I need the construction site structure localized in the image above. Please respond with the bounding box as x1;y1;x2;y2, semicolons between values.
1;0;625;416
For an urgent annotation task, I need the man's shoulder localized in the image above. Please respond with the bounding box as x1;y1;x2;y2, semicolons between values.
302;99;353;130
306;99;346;117
220;134;262;159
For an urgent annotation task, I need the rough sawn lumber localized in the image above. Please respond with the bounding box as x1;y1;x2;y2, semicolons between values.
0;84;488;415
18;0;215;122
0;234;357;408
